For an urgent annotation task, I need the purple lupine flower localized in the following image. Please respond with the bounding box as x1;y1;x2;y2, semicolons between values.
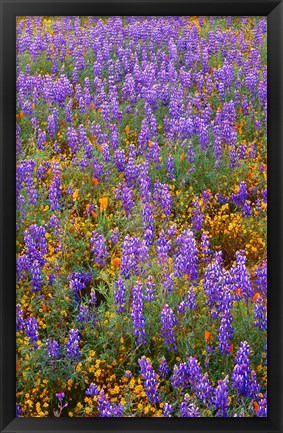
231;250;253;299
174;229;198;282
98;390;125;417
25;316;39;348
255;260;267;295
16;254;31;281
153;181;172;217
161;304;177;351
231;182;248;207
256;392;267;417
232;341;252;397
186;356;202;391
203;252;224;310
157;230;172;266
125;155;138;187
30;260;42;292
144;275;156;302
214;376;229;417
171;360;191;389
131;280;146;345
23;232;42;267
48;173;61;211
16;403;22;417
200;232;212;263
196;374;214;406
242;200;252;216
47;114;57;138
110;227;120;244
163;403;174;417
16;304;25;331
67;126;80;153
142;202;154;231
114;277;127;313
113;149;126;172
159;357;170;378
187;141;195;163
101;143;111;163
37;129;46;150
65;329;81;358
254;296;267;330
46;338;60;359
120;235;140;279
178;286;197;314
138;161;152;201
138;356;160;403
90;231;109;266
56;392;65;403
166;155;175;180
179;396;200;417
218;307;234;354
115;183;135;216
163;273;174;296
85;383;99;396
89;289;97;305
17;159;37;205
120;235;149;279
47;214;62;234
65;100;73;123
24;224;48;266
249;370;261;400
77;304;92;323
167;224;177;237
68;272;92;292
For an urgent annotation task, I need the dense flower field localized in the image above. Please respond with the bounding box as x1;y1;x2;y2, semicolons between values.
16;16;267;418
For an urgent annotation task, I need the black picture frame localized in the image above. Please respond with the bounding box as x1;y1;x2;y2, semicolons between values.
0;1;282;432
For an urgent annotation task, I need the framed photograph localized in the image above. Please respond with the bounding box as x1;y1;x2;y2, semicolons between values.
1;1;282;433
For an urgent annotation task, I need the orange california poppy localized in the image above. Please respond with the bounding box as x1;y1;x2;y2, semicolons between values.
228;344;233;353
204;330;211;341
112;258;120;267
92;177;99;186
253;292;261;303
91;210;97;218
253;401;260;414
99;197;108;211
73;189;79;200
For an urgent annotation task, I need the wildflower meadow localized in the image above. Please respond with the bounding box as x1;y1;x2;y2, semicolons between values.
16;16;267;418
